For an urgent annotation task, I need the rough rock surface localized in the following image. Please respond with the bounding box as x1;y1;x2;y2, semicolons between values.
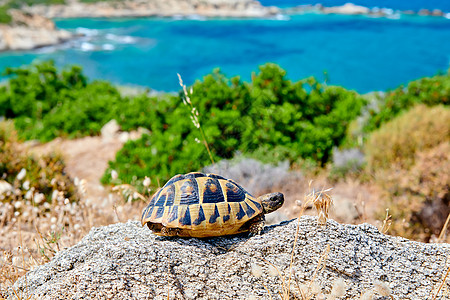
23;0;279;19
8;216;450;299
0;10;73;51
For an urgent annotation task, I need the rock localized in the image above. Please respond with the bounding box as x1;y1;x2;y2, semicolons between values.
7;216;450;299
100;119;121;140
418;9;431;16
0;10;74;51
22;0;279;19
8;10;55;30
118;131;130;143
431;9;444;17
264;211;289;225
322;3;370;15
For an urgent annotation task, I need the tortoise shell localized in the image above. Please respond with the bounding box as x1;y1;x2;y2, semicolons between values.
141;172;263;237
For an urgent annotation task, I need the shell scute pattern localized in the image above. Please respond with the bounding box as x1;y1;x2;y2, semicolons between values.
202;178;225;203
141;172;264;237
179;179;200;205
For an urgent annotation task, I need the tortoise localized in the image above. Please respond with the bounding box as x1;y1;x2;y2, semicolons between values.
141;172;284;237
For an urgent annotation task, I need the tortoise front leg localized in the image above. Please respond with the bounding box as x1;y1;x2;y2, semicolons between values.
249;214;265;235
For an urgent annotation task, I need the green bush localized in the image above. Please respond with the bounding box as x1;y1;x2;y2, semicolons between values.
0;6;12;24
0;61;171;141
1;61;365;189
365;104;450;170
363;71;450;134
103;63;366;187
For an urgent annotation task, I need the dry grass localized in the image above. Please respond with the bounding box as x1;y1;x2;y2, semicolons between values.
365;104;450;170
0;168;147;298
250;184;338;300
177;73;214;165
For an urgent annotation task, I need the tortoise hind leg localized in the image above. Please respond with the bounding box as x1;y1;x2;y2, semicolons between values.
161;226;181;237
249;214;265;236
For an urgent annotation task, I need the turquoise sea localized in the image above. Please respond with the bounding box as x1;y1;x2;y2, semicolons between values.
0;1;449;93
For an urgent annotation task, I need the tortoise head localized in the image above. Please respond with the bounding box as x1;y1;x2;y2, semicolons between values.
258;192;284;214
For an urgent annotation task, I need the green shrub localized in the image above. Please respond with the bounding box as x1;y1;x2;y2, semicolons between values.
1;61;365;189
103;63;366;187
1;60;172;141
365;105;450;170
0;6;12;24
363;71;450;134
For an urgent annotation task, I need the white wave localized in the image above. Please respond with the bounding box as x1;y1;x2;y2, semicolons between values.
445;13;450;19
380;8;394;15
105;33;136;44
80;42;96;52
170;14;207;21
273;14;290;21
188;14;207;21
76;27;99;37
172;14;183;20
102;43;115;51
387;13;401;19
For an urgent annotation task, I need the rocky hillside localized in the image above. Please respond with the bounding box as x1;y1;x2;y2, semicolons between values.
22;0;279;18
0;9;73;51
7;216;450;299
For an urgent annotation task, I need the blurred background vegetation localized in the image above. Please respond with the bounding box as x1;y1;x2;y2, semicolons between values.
0;60;449;241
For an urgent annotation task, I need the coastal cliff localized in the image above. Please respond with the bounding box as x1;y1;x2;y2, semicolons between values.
22;0;279;19
0;10;73;51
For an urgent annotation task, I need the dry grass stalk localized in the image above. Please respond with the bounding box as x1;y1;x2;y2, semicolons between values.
177;73;214;165
308;245;330;288
431;264;450;300
254;181;335;300
112;184;148;202
309;185;333;226
437;213;450;243
380;208;392;234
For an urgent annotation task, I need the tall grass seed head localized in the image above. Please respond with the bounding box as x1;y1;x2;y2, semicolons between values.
143;176;151;187
311;188;333;225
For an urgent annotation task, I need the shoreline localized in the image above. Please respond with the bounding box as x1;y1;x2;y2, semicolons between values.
1;1;449;52
282;3;450;19
21;0;279;19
